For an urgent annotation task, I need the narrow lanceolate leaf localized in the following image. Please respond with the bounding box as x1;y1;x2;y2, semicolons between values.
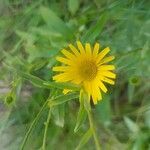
124;116;139;133
74;103;87;132
48;93;79;107
43;82;80;91
68;0;79;15
82;13;108;43
74;90;87;132
40;6;73;39
15;70;80;90
127;83;135;103
52;104;65;127
75;128;92;150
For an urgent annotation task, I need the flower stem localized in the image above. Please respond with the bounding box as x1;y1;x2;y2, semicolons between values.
87;109;101;150
20;100;48;150
42;108;51;150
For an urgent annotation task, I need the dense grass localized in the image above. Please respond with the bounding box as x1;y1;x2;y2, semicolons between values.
0;0;150;150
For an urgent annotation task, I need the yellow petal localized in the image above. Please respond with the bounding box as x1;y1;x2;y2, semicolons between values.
77;41;85;54
98;65;115;71
61;49;75;60
53;73;72;82
72;76;83;84
98;80;107;93
52;66;69;72
97;47;110;63
69;44;80;56
93;43;100;56
97;89;102;101
56;56;72;65
99;71;116;79
99;56;115;65
92;96;98;104
91;82;102;104
85;43;92;55
83;81;92;95
100;76;115;85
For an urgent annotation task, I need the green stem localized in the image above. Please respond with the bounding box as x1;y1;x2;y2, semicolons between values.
20;100;48;150
87;110;101;150
42;108;51;150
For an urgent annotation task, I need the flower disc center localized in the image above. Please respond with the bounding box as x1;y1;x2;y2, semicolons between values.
79;60;98;81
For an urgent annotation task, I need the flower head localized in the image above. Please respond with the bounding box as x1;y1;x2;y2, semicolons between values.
52;41;116;104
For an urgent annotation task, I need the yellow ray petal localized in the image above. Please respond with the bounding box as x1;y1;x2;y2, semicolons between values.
99;56;115;65
56;56;72;65
52;66;70;72
61;49;76;60
91;84;98;104
91;82;102;104
98;80;107;93
92;95;98;104
98;65;115;71
72;76;83;84
100;76;115;85
85;43;92;55
53;73;72;82
97;47;110;63
97;89;102;101
77;41;85;54
99;71;116;79
93;43;100;56
69;44;80;56
83;81;92;95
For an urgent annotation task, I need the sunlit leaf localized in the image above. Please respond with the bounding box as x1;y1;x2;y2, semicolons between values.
82;13;108;43
49;93;79;107
74;99;87;132
68;0;79;15
75;128;92;150
52;104;65;127
40;6;73;40
124;116;139;133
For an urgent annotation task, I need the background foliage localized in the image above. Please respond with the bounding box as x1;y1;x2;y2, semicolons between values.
0;0;150;150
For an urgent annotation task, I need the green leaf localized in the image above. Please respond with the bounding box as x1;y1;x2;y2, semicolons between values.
16;30;35;41
96;95;112;126
0;110;12;135
82;13;108;43
74;101;87;133
52;104;65;127
128;83;135;103
68;0;79;15
75;128;92;150
49;93;78;107
144;110;150;128
43;81;80;91
124;116;139;133
29;57;49;71
11;69;80;91
79;90;91;112
31;27;62;38
40;6;73;39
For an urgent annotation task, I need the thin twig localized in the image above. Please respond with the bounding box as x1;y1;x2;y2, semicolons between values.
42;108;51;150
20;100;48;150
87;110;101;150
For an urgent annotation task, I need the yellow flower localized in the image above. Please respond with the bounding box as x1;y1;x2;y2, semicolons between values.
52;41;116;104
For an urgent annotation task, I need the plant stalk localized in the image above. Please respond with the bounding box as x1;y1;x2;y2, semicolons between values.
42;108;51;150
20;100;48;150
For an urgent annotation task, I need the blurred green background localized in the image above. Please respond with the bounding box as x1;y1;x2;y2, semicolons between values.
0;0;150;150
